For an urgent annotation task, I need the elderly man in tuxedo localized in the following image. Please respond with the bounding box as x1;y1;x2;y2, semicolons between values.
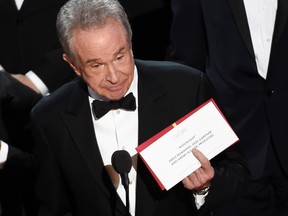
31;0;249;215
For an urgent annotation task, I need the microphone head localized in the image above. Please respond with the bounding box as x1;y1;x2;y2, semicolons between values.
111;150;132;174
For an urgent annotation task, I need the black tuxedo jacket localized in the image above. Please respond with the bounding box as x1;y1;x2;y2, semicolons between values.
169;0;288;179
31;60;249;216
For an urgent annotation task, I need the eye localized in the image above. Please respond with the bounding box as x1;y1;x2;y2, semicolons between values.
91;63;101;69
116;54;124;61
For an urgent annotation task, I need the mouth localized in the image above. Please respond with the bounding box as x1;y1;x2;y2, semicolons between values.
107;81;126;92
108;85;123;92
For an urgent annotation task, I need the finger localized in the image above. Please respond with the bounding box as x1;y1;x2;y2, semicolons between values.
183;173;206;190
192;148;211;170
192;169;210;186
182;176;197;189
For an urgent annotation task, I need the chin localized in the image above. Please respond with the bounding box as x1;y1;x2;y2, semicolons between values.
104;93;123;101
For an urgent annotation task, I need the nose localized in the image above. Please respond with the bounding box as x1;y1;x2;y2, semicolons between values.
106;63;119;83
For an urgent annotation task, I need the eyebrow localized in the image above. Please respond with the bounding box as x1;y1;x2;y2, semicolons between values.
85;47;126;64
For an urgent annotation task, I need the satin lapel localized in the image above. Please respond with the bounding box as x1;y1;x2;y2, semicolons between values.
135;61;166;216
60;79;118;203
229;0;255;59
272;0;288;47
7;0;17;9
137;70;165;144
18;0;33;11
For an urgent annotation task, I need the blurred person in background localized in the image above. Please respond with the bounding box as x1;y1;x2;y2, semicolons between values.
169;0;288;215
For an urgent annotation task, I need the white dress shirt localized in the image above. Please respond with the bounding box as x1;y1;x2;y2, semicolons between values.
243;0;277;79
15;0;24;10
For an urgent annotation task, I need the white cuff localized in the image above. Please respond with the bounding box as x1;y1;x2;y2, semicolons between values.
0;141;9;169
25;71;49;96
193;192;209;209
0;64;5;71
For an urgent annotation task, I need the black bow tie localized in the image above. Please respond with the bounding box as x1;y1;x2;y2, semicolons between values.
92;92;136;119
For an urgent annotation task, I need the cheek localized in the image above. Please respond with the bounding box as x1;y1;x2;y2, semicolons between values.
125;66;134;82
83;74;104;90
120;62;134;78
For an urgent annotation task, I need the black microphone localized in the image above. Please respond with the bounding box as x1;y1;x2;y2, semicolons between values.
111;150;132;216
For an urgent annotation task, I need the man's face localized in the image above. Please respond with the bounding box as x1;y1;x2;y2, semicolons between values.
65;19;134;101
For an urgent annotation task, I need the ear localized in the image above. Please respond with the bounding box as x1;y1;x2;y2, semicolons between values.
130;49;134;58
63;54;81;76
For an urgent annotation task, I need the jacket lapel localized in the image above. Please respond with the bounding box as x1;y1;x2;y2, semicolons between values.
61;79;104;184
229;0;255;59
138;74;164;144
271;0;288;48
60;79;126;214
6;0;18;10
135;60;168;215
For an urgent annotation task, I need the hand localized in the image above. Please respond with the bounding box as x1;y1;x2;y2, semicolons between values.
11;74;41;94
182;148;214;190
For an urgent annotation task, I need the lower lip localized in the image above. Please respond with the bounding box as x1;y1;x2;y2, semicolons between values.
108;85;124;92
